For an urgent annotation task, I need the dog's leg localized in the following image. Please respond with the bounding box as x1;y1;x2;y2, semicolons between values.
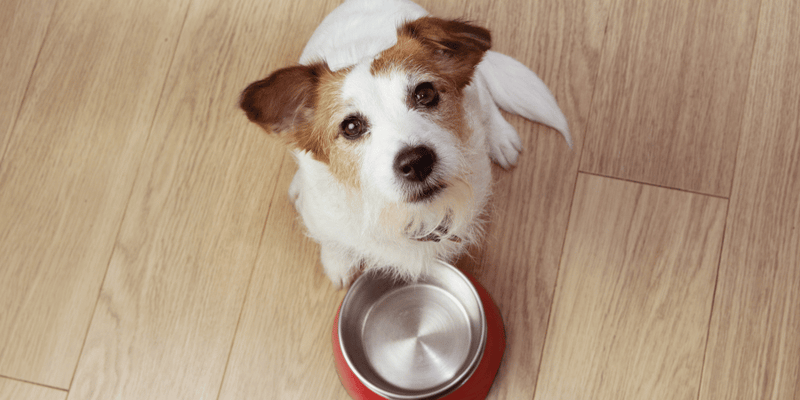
319;244;358;289
469;72;523;169
486;101;523;169
477;50;572;148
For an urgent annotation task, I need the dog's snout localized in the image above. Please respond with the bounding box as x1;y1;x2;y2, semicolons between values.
394;145;437;182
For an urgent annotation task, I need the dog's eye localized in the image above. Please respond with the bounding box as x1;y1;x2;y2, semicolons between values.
413;82;439;108
340;115;367;140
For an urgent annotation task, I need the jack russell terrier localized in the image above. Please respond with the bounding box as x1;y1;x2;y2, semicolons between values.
240;0;571;287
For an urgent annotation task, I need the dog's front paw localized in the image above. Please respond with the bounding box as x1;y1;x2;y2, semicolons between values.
320;244;358;289
488;107;523;169
327;273;351;290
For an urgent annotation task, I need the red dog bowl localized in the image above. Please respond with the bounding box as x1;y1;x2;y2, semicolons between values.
333;261;505;399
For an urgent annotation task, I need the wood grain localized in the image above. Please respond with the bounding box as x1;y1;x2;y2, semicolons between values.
0;0;189;388
534;174;726;400
446;0;612;398
0;377;66;400
63;0;308;398
581;0;760;197
699;0;800;397
2;0;799;398
218;162;350;400
215;1;354;398
0;0;57;159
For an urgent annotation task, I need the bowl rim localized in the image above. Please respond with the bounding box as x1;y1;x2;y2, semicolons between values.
337;260;487;399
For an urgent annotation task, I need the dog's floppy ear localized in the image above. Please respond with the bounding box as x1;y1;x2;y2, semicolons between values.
401;17;491;88
239;63;328;134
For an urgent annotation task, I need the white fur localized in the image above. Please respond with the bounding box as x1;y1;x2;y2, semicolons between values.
288;0;570;287
477;51;573;148
299;0;427;70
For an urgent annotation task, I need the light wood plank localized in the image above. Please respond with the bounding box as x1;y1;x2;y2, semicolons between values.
446;0;612;397
0;0;57;159
0;0;189;388
218;163;350;400
64;0;305;398
581;0;760;197
216;0;351;398
699;0;800;397
535;174;726;400
0;377;66;400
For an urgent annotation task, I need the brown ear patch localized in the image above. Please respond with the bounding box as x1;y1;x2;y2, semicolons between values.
240;63;344;163
239;63;328;134
401;17;491;56
395;17;491;88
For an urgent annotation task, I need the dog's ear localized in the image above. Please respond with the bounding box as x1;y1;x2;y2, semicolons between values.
239;64;328;135
401;17;491;89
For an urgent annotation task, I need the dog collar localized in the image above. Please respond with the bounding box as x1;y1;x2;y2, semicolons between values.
407;212;462;243
411;231;462;243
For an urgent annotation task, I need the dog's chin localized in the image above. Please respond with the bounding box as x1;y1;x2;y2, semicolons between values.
405;182;447;203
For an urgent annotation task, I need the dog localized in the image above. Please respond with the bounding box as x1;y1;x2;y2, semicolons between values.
240;0;571;287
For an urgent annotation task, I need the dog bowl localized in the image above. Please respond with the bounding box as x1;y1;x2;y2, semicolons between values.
333;261;505;399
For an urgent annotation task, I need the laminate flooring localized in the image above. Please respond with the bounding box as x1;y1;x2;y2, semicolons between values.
1;0;797;398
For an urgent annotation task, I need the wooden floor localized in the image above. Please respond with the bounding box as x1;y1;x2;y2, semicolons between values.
1;0;798;398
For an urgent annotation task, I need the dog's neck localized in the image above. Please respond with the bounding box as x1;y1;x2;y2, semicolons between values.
406;209;462;243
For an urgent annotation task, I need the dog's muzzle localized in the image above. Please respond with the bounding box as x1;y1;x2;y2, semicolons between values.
395;145;436;182
394;145;445;202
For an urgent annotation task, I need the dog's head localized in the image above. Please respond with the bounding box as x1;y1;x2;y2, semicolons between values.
241;18;491;242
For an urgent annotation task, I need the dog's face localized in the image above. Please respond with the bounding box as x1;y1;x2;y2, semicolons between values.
241;18;490;207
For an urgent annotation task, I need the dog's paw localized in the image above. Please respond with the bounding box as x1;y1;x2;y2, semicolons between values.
488;110;523;169
320;244;357;289
327;273;350;290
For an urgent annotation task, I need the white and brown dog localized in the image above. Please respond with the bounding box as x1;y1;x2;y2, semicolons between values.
241;0;571;287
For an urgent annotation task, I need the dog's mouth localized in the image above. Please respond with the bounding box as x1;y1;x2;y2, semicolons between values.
406;182;447;203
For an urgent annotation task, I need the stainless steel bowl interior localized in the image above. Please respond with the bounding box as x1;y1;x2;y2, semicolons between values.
338;261;486;399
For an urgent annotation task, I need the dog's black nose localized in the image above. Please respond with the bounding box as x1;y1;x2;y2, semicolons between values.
394;145;437;182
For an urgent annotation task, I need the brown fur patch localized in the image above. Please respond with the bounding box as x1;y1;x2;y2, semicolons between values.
240;64;324;135
371;41;469;142
373;17;491;89
313;72;363;189
239;18;491;191
241;64;365;189
371;17;491;142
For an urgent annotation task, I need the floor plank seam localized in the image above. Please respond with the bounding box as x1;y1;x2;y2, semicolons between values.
531;165;584;400
214;152;288;400
572;0;613;198
693;199;732;400
576;170;731;200
5;0;795;397
0;0;62;168
0;374;68;393
723;0;765;202
530;2;615;397
64;0;196;392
